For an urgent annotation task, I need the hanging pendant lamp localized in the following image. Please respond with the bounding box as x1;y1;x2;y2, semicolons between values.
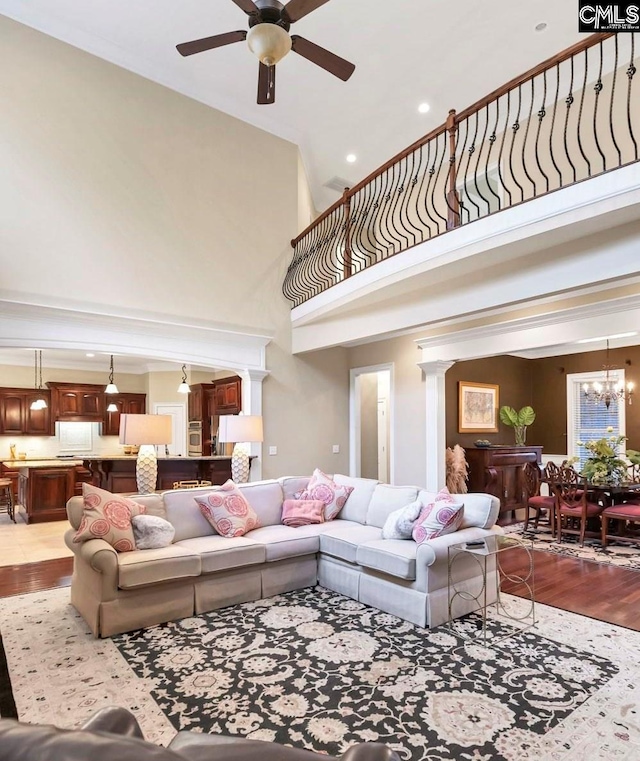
177;364;191;394
105;355;119;394
30;350;48;410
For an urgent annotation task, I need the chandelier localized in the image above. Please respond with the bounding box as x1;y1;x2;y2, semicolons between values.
583;340;634;408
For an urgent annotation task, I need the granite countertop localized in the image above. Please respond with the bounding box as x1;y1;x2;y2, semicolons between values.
2;459;83;469
80;455;233;461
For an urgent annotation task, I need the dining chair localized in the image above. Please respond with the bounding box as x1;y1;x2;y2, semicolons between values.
522;461;555;533
553;479;604;546
601;502;640;547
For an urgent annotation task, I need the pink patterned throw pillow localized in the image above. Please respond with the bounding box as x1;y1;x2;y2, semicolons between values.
298;468;354;521
412;487;464;544
194;480;259;538
73;483;147;552
282;499;325;528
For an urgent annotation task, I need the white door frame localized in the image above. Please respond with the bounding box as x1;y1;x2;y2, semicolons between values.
349;363;395;482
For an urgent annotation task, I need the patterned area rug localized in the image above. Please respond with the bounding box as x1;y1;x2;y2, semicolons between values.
504;522;640;570
1;587;640;760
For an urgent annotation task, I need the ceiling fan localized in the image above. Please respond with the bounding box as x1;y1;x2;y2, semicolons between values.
176;0;355;105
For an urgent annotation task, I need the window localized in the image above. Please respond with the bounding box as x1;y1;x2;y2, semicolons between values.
566;370;627;469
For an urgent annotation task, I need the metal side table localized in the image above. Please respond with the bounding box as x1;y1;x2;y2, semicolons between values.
447;534;535;643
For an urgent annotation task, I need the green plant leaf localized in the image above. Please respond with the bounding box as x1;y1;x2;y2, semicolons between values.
499;406;518;427
517;406;536;426
627;449;640;465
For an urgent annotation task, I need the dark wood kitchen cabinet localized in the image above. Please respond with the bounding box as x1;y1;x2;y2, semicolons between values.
103;393;147;436
47;382;104;422
0;388;53;435
211;378;242;415
466;445;543;522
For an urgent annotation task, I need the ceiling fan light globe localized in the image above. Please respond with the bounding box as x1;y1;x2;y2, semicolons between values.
247;23;291;66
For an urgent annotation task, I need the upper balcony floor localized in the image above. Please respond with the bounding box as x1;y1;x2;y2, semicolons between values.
283;33;640;357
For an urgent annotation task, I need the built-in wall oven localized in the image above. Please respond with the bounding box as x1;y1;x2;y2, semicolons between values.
188;421;203;456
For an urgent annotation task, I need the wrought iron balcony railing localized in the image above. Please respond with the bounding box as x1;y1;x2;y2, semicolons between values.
283;33;639;308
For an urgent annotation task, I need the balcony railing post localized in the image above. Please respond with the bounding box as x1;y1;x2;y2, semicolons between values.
446;109;460;230
343;187;352;280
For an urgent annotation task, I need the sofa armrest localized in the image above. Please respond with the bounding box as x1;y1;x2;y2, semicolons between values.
75;537;119;575
80;707;144;740
416;525;503;567
341;744;400;761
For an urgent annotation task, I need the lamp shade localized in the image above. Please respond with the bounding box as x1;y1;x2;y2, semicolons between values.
218;415;263;444
119;414;173;446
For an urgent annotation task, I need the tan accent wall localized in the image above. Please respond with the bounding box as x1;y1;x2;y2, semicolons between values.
0;17;350;480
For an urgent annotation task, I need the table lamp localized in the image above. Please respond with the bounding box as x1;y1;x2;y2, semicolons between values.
119;414;173;494
218;414;263;483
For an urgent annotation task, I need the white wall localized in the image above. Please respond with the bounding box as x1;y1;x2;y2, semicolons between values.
0;18;350;479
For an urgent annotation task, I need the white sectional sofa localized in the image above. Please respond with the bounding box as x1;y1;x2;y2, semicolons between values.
64;475;502;638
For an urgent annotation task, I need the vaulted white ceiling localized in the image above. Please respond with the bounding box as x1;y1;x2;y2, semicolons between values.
0;0;583;211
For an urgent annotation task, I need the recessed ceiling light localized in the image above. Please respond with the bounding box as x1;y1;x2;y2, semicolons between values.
418;102;430;114
535;22;548;32
86;353;95;357
346;153;357;163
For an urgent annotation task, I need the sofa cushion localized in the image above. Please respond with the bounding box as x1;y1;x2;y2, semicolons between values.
238;480;284;527
319;525;383;564
278;476;311;502
356;540;417;580
459;493;501;529
132;515;175;550
333;475;379;523
175;536;266;574
298;469;354;520
381;499;423;540
366;485;419;528
412;488;465;543
246;525;322;562
195;482;259;538
73;484;147;553
282;499;325;527
117;545;201;589
163;488;218;541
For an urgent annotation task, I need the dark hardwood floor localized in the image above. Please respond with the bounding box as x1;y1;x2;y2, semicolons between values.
1;551;640;632
501;549;640;631
0;557;72;598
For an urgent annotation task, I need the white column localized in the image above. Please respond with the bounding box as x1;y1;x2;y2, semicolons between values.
418;360;455;492
238;369;270;481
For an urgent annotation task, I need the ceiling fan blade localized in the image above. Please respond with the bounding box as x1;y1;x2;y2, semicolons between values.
257;62;276;104
290;35;355;81
229;0;259;15
283;0;331;23
177;30;247;57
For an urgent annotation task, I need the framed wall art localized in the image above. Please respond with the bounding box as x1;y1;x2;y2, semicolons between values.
458;381;499;434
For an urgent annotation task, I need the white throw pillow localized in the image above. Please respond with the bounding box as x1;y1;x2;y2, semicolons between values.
381;499;423;540
132;514;175;550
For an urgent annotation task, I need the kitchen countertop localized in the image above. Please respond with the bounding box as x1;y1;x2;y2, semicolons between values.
2;459;83;469
80;455;233;461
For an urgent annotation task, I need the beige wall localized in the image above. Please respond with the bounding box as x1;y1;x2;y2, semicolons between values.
0;364;146;393
0;18;350;479
348;336;426;486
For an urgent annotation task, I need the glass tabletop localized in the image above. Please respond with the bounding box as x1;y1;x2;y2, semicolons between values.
448;534;529;556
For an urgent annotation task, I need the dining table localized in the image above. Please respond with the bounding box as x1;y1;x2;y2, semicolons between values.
585;481;640;507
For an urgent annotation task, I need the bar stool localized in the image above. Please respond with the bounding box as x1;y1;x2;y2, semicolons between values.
0;478;15;522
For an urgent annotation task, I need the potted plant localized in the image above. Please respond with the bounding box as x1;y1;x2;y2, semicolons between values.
573;428;628;485
499;405;536;446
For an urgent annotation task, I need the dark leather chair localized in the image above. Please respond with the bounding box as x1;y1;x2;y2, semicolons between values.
0;707;400;761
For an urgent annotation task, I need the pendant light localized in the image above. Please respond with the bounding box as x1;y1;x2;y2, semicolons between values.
177;364;191;394
105;354;119;394
30;350;48;410
106;401;119;413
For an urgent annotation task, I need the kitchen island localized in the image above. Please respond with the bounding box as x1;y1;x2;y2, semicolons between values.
82;455;234;494
1;459;89;524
